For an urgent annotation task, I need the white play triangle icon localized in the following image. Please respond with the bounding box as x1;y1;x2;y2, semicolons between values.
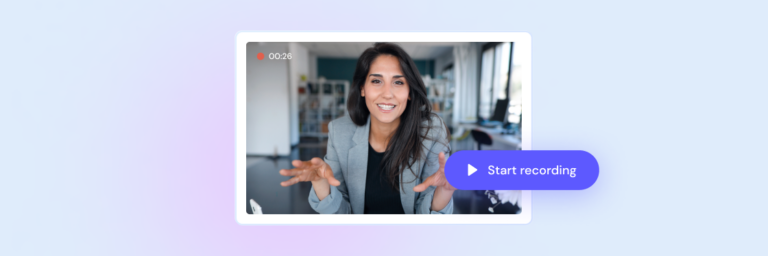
468;164;478;176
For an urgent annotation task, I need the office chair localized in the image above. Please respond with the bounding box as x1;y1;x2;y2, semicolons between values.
471;129;492;150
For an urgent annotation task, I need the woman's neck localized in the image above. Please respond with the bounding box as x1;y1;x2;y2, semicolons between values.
369;116;400;152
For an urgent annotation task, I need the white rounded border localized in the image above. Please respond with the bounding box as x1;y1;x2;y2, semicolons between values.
235;32;532;224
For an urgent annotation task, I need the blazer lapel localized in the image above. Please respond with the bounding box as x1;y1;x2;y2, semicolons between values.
346;117;370;214
399;156;419;214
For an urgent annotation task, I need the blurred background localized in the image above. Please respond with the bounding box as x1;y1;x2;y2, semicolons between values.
246;42;524;214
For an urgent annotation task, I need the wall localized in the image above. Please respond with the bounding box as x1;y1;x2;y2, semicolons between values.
317;58;435;81
316;58;357;80
288;43;310;145
434;49;454;78
246;42;291;155
308;53;318;80
413;60;435;78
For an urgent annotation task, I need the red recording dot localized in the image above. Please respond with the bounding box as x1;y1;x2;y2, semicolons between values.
257;52;264;60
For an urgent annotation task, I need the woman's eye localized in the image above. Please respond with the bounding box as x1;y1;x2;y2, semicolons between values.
371;79;381;84
395;80;405;85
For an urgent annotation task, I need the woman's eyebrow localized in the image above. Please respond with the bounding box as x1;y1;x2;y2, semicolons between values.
368;74;404;78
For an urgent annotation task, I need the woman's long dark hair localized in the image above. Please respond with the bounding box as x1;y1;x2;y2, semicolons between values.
347;42;450;191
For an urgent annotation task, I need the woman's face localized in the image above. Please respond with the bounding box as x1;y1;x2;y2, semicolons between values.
361;54;410;124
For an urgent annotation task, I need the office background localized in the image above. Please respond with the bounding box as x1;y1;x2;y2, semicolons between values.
2;0;767;255
245;41;523;214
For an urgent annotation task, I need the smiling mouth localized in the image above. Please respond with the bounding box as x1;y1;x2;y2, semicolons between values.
377;104;395;110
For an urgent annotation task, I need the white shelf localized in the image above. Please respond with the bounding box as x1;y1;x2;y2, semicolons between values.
299;80;350;142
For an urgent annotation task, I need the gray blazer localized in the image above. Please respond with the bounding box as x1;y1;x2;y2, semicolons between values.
308;114;453;214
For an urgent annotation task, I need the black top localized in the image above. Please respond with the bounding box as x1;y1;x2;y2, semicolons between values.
364;143;405;214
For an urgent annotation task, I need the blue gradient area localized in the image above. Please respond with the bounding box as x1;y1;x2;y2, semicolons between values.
1;0;767;255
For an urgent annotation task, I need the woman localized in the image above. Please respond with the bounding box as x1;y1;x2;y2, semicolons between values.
279;43;455;214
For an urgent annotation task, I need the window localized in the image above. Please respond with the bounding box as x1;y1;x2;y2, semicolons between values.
478;42;513;121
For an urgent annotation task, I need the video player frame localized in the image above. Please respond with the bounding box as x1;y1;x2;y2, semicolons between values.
235;32;532;224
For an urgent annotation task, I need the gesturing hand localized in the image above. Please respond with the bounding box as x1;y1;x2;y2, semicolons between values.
413;152;456;193
279;157;341;187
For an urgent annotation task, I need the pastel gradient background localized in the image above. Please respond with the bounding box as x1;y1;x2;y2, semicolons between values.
2;0;767;255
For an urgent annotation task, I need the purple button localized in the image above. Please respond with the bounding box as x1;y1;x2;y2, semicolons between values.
445;150;599;190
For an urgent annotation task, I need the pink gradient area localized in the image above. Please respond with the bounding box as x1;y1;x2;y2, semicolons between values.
0;2;543;253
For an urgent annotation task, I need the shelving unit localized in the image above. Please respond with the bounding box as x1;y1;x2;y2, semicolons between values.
425;77;454;126
299;80;350;143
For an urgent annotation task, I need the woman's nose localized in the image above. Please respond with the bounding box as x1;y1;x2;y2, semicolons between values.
381;83;394;98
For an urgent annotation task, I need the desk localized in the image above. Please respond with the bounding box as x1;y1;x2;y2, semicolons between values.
456;124;521;150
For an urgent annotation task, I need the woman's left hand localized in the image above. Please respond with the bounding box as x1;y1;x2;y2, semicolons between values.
413;152;456;193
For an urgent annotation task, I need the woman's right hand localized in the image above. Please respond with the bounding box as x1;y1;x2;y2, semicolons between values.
279;157;341;187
